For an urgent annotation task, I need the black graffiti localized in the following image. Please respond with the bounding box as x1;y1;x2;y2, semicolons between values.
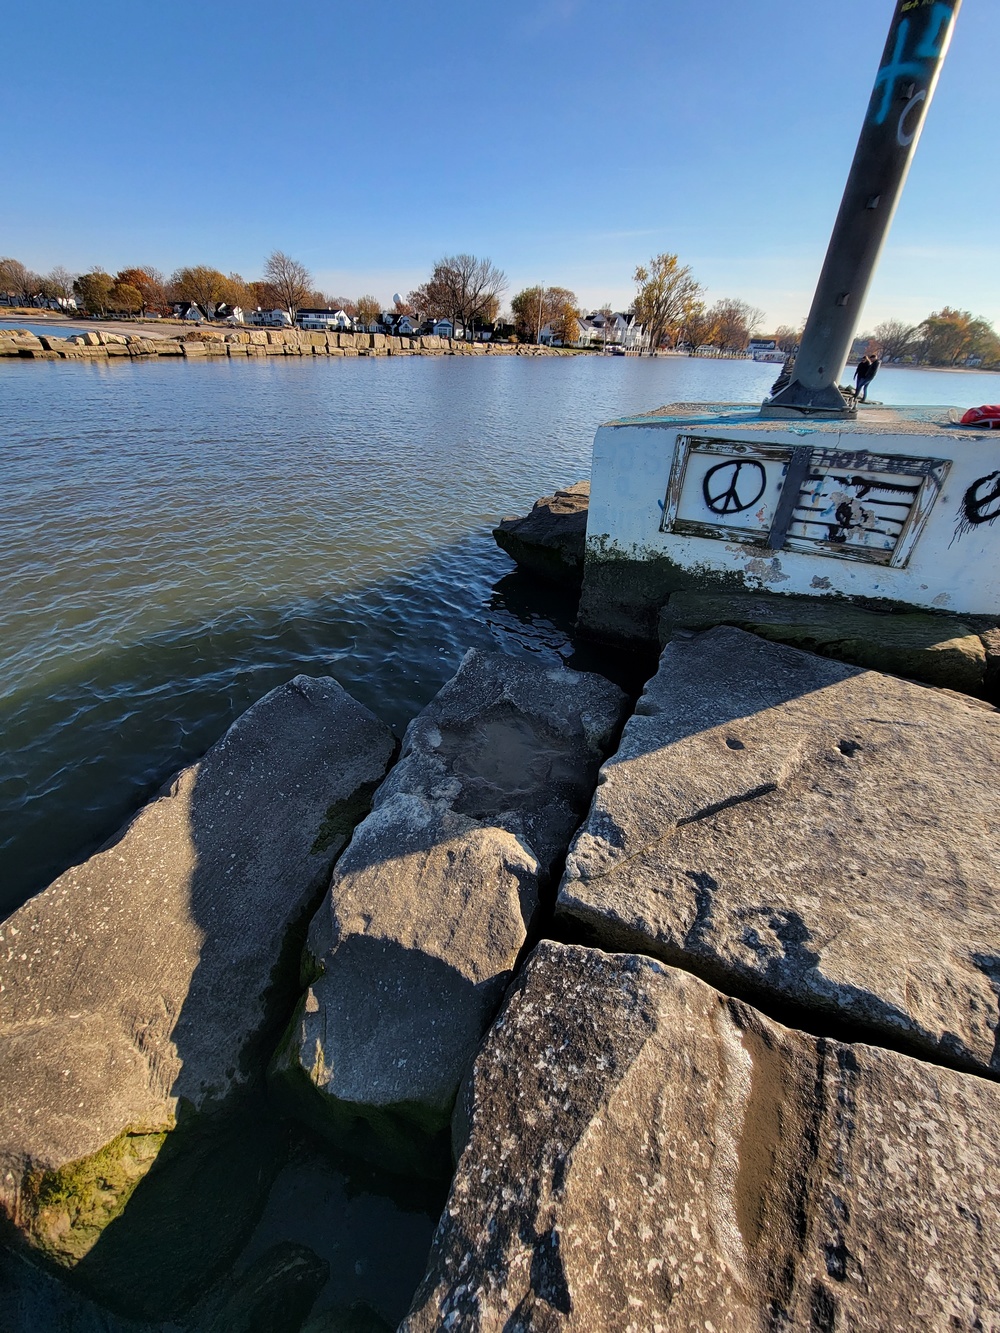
828;473;919;500
702;460;767;516
959;471;1000;531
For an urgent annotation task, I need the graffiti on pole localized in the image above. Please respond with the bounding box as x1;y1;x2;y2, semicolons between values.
871;2;957;146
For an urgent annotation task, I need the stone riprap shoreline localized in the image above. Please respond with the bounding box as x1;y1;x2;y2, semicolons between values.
0;326;578;362
1;498;998;1327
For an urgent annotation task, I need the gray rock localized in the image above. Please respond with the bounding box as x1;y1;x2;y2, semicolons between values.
272;651;628;1173
660;588;987;694
493;481;589;584
202;1242;329;1333
556;626;1000;1075
402;941;1000;1332
0;1244;162;1333
979;625;1000;699
0;675;395;1273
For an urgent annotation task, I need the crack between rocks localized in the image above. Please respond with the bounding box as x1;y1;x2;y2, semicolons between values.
546;914;1000;1089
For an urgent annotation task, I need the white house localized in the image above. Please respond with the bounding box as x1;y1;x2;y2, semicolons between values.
295;308;354;331
246;308;293;328
384;312;418;335
541;311;645;350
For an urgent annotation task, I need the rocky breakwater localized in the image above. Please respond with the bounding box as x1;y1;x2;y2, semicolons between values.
0;326;580;362
0;677;395;1316
271;650;628;1175
399;626;1000;1329
493;481;590;586
555;625;1000;1076
404;941;999;1330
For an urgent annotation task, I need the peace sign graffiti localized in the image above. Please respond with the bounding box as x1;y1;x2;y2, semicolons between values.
702;460;767;516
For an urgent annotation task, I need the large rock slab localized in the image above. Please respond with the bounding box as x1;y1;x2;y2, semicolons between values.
556;626;1000;1076
0;676;395;1275
272;651;628;1174
403;941;1000;1331
493;481;589;584
660;588;987;694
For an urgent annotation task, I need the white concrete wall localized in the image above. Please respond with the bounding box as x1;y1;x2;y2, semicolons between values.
584;403;1000;618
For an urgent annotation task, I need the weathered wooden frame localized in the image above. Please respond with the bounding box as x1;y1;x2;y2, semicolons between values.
660;434;950;568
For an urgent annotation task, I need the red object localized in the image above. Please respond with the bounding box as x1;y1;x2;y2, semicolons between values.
961;406;1000;427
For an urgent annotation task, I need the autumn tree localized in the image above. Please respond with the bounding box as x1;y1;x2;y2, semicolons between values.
262;250;312;318
73;269;115;316
218;272;257;313
709;298;765;352
170;266;232;316
249;281;282;312
632;253;702;352
511;285;579;344
678;301;719;350
915;308;998;367
108;281;143;316
355;295;382;329
409;254;506;340
113;268;166;316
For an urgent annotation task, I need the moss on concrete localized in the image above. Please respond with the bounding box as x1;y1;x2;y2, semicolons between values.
578;542;747;644
660;590;988;695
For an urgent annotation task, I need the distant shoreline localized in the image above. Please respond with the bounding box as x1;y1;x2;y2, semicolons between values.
1;314;998;372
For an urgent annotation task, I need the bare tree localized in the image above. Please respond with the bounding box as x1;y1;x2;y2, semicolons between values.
0;258;36;303
40;266;77;300
710;298;765;352
597;303;616;351
774;323;803;353
409;254;506;340
871;318;916;361
262;250;312;318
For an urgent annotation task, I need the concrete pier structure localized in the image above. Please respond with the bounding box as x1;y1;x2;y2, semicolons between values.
578;401;1000;644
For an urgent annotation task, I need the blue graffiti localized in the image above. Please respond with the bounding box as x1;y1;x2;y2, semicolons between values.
914;3;954;58
871;3;954;126
872;22;924;125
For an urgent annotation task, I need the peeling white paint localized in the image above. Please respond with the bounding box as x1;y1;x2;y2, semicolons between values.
586;403;1000;616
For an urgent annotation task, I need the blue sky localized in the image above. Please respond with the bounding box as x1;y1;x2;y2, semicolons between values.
6;1;996;332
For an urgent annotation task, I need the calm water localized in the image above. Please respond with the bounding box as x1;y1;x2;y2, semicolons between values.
3;353;998;915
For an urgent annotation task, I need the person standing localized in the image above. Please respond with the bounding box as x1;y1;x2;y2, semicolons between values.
854;352;880;402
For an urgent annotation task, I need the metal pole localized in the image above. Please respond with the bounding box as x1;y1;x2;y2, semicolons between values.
768;0;961;417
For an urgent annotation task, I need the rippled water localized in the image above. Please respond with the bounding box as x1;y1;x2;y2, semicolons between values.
3;353;998;915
